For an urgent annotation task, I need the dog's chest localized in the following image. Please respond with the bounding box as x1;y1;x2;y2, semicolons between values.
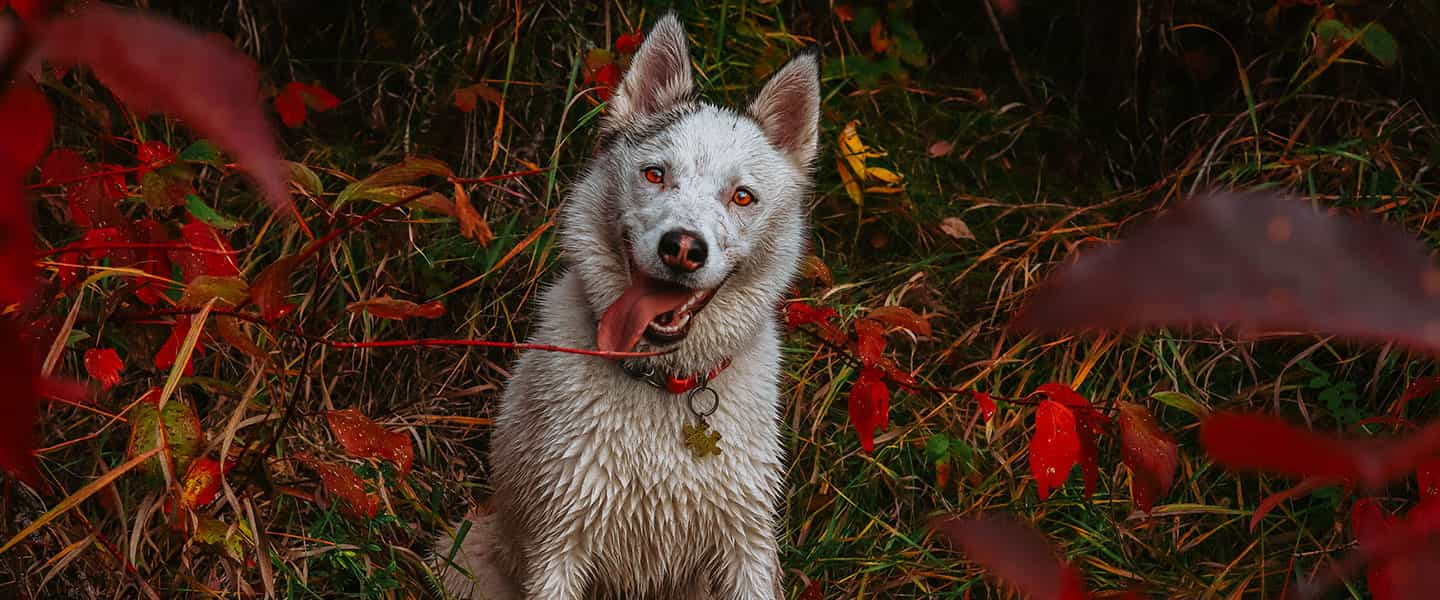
559;371;783;586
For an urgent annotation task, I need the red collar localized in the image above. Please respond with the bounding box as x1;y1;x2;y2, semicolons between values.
622;359;731;394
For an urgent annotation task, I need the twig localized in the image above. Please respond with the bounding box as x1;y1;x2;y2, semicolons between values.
980;0;1040;112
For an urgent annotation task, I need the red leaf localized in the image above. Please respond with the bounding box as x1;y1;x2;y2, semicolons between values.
298;456;380;519
1030;400;1080;500
973;391;997;422
866;305;932;337
1394;376;1440;414
135;140;175;174
591;62;621;100
615;30;644;55
171;221;240;280
40;148;85;184
64;163;127;229
1347;498;1440;600
784;300;837;330
44;4;294;214
345;296;445;321
325;408;414;477
0;321;43;485
249;254;301;322
847;367;890;453
274;84;306;128
154;316;202;376
8;0;45;22
1077;417;1100;500
1012;190;1440;356
855;318;886;367
1036;382;1090;409
179;456;223;509
129;218;173;305
296;82;340;111
930;513;1089;600
83;347;123;390
1118;401;1179;512
79;226;123;260
1251;476;1331;532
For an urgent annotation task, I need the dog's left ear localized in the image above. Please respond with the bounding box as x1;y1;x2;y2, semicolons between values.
749;49;821;169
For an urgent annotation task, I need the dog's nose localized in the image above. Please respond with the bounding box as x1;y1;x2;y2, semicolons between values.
658;229;707;273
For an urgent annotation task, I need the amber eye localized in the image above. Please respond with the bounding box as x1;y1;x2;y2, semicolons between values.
643;166;665;184
731;187;756;207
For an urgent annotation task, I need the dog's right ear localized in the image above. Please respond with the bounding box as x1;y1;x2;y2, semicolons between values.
603;13;694;129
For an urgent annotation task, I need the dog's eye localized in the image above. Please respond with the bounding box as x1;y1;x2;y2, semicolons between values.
731;187;756;207
643;166;665;184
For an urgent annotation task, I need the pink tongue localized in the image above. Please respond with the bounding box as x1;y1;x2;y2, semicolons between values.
596;276;695;353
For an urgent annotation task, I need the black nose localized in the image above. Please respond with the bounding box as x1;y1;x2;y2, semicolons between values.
658;229;707;273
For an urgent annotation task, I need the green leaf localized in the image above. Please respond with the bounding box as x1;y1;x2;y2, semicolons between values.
178;140;224;166
126;392;205;483
185;194;243;230
284;161;324;197
1151;391;1210;418
925;434;950;463
1359;23;1398;66
336;157;454;209
1315;19;1352;45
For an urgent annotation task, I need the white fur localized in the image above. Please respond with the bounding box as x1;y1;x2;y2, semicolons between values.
432;13;820;600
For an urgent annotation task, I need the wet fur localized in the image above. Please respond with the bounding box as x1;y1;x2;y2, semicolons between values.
432;14;820;600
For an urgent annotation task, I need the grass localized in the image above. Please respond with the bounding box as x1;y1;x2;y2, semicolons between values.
8;0;1440;598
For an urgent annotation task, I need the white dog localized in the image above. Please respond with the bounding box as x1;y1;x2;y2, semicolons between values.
434;13;820;599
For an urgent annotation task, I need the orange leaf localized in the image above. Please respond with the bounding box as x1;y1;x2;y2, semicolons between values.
866;306;932;337
799;255;833;287
868;21;891;54
345;296;446;321
452;82;503;113
452;183;493;246
83;347;123;389
325;408;414;477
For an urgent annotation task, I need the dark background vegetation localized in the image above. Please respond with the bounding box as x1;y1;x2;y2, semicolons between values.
10;0;1440;597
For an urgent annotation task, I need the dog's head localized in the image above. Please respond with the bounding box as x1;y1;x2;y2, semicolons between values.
559;13;820;372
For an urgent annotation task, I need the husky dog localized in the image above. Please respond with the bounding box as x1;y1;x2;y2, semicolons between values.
433;13;820;600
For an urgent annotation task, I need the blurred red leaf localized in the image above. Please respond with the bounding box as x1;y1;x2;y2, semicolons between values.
866;305;932;337
848;367;890;453
129;218;173;304
1031;400;1080;500
0;77;51;175
930;513;1089;600
1420;458;1440;498
615;30;644;55
39;148;84;184
179;456;222;509
1200;413;1440;491
43;4;293;214
171;221;240;280
274;81;339;127
83;347;123;390
855;318;886;367
1347;498;1440;600
326;408;414;477
249;254;301;322
298;456;380;519
345;296;445;321
6;0;44;22
154;316;202;376
1118;401;1178;512
0;321;43;485
1011;190;1440;355
1077;417;1100;500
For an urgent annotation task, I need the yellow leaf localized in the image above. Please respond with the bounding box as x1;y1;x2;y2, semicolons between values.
866;166;904;184
837;120;881;179
837;158;863;206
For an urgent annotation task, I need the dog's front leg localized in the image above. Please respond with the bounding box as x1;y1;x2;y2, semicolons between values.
521;545;589;600
712;535;783;600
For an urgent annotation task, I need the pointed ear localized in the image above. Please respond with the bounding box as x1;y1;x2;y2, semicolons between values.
748;50;821;169
605;13;694;128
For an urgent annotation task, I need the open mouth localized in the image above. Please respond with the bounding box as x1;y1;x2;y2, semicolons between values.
594;253;727;353
642;285;717;344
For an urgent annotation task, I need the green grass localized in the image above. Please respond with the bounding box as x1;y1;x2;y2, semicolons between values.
11;0;1440;598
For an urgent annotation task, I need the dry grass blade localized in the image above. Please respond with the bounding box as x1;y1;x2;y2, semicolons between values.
0;447;161;554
